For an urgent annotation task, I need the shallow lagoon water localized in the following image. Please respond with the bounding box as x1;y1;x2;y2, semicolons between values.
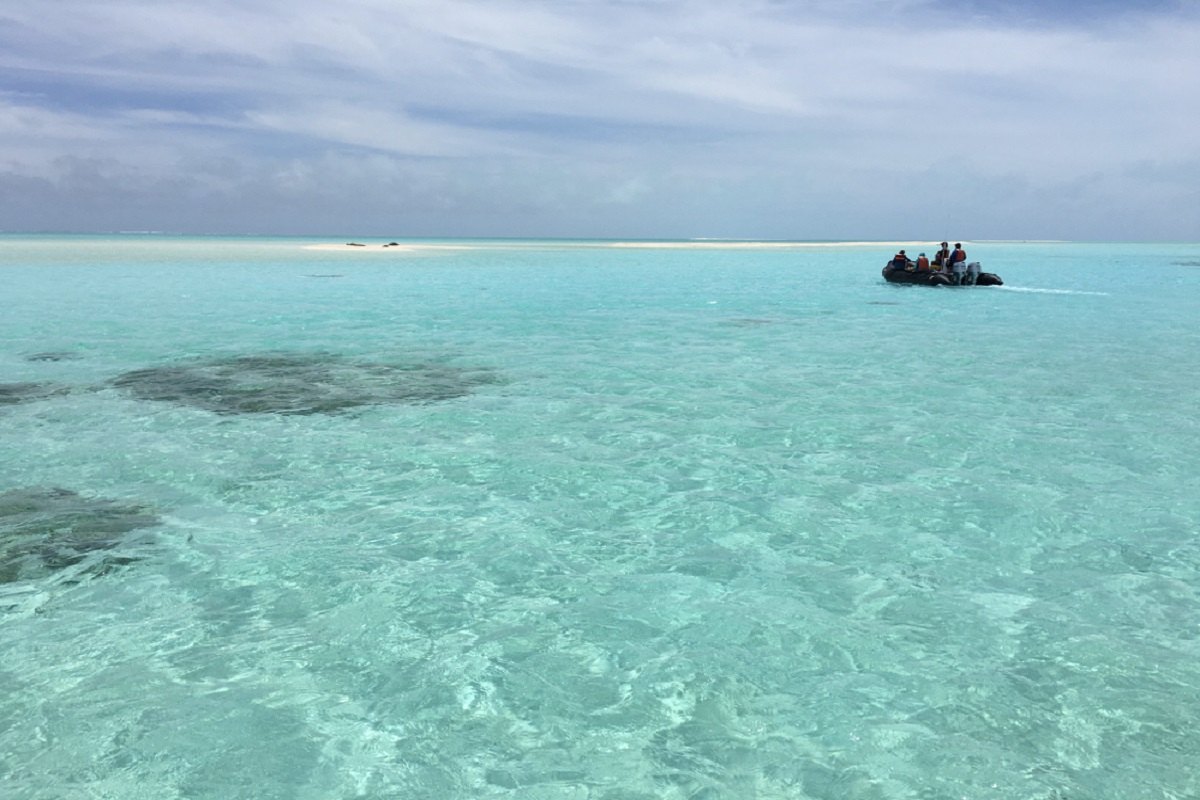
2;236;1199;799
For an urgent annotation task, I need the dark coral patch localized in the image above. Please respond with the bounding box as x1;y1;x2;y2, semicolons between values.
25;351;81;362
0;382;69;406
721;318;775;327
0;488;160;584
112;353;498;415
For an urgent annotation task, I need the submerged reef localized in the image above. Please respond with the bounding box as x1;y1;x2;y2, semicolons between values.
111;352;499;415
0;487;159;584
0;382;69;406
24;351;80;362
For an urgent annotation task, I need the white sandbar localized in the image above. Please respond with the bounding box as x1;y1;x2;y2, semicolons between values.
605;240;935;249
304;240;942;252
303;243;479;252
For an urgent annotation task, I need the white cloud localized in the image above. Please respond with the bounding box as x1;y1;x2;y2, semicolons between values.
0;0;1196;237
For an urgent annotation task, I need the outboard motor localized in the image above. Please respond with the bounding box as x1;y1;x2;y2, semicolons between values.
951;260;966;285
965;262;981;286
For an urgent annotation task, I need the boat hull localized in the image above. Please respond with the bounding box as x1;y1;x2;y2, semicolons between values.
882;265;1002;286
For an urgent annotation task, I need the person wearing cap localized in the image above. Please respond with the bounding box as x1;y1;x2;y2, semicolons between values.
932;241;951;270
949;242;968;283
915;252;931;271
891;249;913;271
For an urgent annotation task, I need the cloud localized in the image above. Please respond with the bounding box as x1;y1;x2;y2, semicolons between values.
0;0;1197;238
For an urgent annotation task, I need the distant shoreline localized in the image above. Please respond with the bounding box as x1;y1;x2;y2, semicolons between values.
303;242;478;252
302;239;951;252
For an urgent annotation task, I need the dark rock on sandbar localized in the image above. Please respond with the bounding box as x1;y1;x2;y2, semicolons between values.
0;487;159;584
111;352;499;415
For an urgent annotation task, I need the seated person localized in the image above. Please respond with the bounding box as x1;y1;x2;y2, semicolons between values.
915;252;931;271
891;249;913;270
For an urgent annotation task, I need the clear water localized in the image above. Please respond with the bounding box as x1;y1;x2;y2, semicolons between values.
2;236;1199;799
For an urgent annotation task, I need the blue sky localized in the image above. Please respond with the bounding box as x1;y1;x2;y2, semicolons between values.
1;0;1197;239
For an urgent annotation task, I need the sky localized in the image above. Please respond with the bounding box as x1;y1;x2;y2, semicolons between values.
1;0;1197;240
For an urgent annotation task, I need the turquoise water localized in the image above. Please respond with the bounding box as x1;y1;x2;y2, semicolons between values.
2;236;1199;799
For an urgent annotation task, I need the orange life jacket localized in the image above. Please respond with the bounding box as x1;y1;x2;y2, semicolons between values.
916;255;930;270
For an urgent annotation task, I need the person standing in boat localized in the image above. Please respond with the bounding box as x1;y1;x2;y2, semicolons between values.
932;242;951;270
949;242;968;284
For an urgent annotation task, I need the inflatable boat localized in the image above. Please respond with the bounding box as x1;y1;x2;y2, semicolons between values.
882;262;1002;286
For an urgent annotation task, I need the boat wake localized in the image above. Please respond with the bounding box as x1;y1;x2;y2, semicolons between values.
996;286;1110;296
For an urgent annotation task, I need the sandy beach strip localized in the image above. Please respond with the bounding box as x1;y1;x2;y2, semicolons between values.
305;240;940;252
606;240;935;249
303;242;481;252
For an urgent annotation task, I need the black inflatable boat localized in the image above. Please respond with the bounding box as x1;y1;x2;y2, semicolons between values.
882;262;1003;286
